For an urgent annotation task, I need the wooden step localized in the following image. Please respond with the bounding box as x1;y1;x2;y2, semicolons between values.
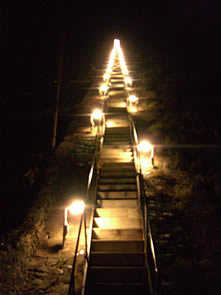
91;240;144;252
95;208;140;218
101;158;134;163
86;282;147;294
97;190;137;199
102;143;131;148
105;129;130;135
105;133;130;138
101;165;135;171
110;75;123;79
110;86;125;91
100;169;136;176
104;136;131;141
110;82;124;87
90;252;145;266
101;162;135;169
102;147;132;152
93;217;142;229
97;198;138;208
100;151;133;158
99;176;136;184
103;133;131;139
98;183;137;190
87;265;146;283
92;228;143;240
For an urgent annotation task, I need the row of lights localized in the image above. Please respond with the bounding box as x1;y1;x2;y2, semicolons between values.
96;39;153;168
99;39;139;111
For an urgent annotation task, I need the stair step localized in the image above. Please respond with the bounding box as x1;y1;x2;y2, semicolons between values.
104;133;131;137
99;177;136;184
104;137;131;142
101;158;134;163
92;228;143;240
90;252;145;266
97;190;137;199
103;142;131;147
97;198;139;208
100;151;133;158
100;169;136;176
105;107;128;113
87;266;146;283
98;183;137;190
110;78;124;81
111;75;123;79
91;240;144;252
102;147;132;152
105;127;130;133
101;162;135;168
86;282;146;294
93;217;142;229
95;208;140;218
110;86;125;91
110;78;124;82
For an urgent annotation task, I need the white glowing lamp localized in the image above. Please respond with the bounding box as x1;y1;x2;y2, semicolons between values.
99;83;108;95
103;73;110;81
128;95;138;103
125;76;132;86
68;200;85;215
122;68;129;75
137;140;153;153
114;39;120;49
92;109;103;121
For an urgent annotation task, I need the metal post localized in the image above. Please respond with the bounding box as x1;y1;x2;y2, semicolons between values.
52;32;65;150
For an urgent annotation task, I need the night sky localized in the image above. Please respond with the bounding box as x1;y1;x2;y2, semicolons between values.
10;1;218;86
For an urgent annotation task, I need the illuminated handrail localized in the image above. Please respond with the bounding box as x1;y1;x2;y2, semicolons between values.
129;114;160;295
67;121;104;294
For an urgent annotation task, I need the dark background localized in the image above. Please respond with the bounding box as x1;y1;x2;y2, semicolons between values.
1;1;219;228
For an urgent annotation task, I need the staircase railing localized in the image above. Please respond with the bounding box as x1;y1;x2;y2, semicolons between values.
129;114;160;295
67;125;104;295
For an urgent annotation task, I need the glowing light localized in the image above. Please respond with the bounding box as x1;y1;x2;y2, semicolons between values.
137;140;153;153
128;95;138;103
99;84;108;95
114;39;120;49
103;73;110;81
103;39;129;80
79;249;84;255
122;68;129;75
91;109;103;121
68;200;85;215
124;76;132;86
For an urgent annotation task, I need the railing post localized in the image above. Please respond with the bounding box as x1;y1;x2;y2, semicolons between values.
68;214;83;295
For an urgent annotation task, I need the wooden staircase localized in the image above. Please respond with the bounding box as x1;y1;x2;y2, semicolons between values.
84;69;150;294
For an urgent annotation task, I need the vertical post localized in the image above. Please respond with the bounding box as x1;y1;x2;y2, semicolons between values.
52;32;65;150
